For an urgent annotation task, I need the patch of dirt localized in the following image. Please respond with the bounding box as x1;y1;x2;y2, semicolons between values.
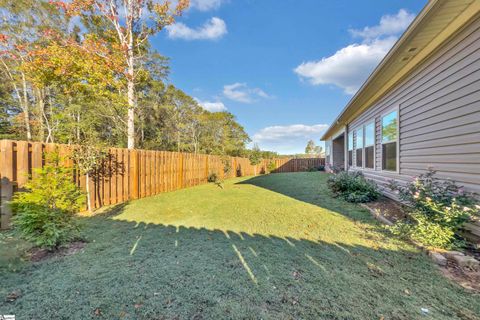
439;260;480;293
363;197;406;223
28;241;86;262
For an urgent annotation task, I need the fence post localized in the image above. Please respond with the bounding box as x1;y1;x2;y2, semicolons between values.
131;150;139;199
0;140;14;229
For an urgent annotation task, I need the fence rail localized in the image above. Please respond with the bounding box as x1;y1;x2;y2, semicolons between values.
0;140;324;229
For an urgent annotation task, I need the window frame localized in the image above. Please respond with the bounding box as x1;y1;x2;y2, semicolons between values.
325;143;331;164
363;119;376;170
380;107;400;174
354;127;364;168
347;131;354;168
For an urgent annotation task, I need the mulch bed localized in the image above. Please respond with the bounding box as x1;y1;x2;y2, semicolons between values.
28;240;86;262
363;196;406;223
439;260;480;293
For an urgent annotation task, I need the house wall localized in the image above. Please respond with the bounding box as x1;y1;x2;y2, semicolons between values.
347;16;480;198
332;135;345;170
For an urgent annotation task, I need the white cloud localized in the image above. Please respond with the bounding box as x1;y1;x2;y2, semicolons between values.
252;124;329;154
349;9;415;40
195;98;227;112
190;0;225;11
294;9;414;95
295;37;397;95
223;83;271;103
166;17;227;40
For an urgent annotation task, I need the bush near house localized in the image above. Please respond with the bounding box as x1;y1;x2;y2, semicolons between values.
389;169;480;249
327;171;380;203
11;153;85;249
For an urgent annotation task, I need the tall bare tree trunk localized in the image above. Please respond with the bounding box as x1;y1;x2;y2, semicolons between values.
21;73;32;140
85;173;92;213
76;111;81;141
126;9;136;150
36;88;45;142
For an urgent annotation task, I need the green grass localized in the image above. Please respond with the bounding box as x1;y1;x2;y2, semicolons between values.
1;172;479;319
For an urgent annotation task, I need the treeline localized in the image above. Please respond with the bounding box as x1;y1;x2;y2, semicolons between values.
0;0;277;158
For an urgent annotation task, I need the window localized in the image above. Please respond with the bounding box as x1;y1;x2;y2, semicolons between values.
355;127;363;167
364;122;375;169
382;110;398;171
348;132;353;167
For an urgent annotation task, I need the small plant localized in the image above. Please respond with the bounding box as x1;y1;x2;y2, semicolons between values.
327;171;380;203
328;164;343;174
222;158;232;177
207;172;219;183
389;169;479;249
267;161;276;173
249;144;262;175
11;152;85;249
71;144;109;213
307;165;325;172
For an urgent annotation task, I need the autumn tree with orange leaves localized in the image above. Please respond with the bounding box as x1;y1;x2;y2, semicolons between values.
52;0;189;149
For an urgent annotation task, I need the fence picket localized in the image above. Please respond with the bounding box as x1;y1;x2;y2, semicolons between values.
0;139;325;228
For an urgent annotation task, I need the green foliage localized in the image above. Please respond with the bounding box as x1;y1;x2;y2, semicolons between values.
222;157;232;176
3;173;478;320
389;169;479;249
327;171;380;203
304;139;323;156
248;143;262;166
267;161;276;173
207;172;219;183
11;152;85;249
0;1;252;156
307;165;325;172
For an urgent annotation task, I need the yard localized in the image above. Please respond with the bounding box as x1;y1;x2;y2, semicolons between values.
1;172;479;319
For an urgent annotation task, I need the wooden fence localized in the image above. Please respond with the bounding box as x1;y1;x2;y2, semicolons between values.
0;140;324;229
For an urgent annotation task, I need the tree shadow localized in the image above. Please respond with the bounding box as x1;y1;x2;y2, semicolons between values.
236;172;377;225
1;211;479;320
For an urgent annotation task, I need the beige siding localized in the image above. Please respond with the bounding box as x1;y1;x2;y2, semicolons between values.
347;17;480;196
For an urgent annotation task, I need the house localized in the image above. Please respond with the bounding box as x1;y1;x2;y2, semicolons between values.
322;0;480;200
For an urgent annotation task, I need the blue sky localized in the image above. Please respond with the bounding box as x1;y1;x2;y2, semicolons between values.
152;0;426;154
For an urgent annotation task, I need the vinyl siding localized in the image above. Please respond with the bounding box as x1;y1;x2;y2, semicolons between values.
347;16;480;196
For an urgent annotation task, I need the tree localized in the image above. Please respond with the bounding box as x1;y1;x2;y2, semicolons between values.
305;139;322;157
55;0;189;149
0;0;65;140
305;140;316;154
249;143;262;176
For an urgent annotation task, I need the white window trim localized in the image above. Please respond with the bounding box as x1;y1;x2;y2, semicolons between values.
347;131;354;170
363;119;376;171
380;106;400;174
354;127;364;169
325;142;331;165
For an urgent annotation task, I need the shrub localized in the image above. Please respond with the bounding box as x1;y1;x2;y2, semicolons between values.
307;165;325;172
267;161;276;173
207;172;219;183
388;169;479;249
11;153;85;249
327;171;380;203
328;164;343;174
222;158;232;177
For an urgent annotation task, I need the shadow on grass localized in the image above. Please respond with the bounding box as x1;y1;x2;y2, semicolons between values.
1;209;479;320
237;172;377;225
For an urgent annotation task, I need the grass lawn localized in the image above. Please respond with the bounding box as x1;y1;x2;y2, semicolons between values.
1;172;479;319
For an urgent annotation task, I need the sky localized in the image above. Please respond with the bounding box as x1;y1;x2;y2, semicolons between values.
152;0;427;154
